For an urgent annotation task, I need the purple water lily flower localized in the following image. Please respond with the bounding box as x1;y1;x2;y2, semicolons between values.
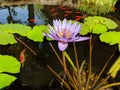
43;19;89;51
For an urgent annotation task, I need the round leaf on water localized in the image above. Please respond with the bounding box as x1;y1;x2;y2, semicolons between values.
0;24;31;36
0;55;20;73
83;16;118;35
12;24;31;36
0;73;17;89
92;24;107;34
102;19;118;29
27;25;48;42
80;24;90;35
100;31;120;45
0;32;17;45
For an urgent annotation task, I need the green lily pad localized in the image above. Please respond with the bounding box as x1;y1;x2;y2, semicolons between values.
0;24;31;36
80;16;118;35
0;73;17;89
0;55;20;89
0;31;17;45
0;24;31;45
27;25;48;42
99;31;120;45
0;55;20;73
92;23;107;34
80;24;90;35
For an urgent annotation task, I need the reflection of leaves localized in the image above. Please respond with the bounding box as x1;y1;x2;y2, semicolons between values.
0;55;20;89
100;31;120;45
27;25;48;42
80;16;118;35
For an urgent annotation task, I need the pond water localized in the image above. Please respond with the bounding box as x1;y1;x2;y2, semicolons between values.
0;1;120;90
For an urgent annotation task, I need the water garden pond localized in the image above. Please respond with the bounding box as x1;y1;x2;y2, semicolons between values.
0;1;120;90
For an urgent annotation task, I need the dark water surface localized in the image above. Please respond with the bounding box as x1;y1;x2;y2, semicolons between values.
0;1;120;90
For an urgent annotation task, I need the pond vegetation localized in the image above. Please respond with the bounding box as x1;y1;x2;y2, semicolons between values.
0;0;120;90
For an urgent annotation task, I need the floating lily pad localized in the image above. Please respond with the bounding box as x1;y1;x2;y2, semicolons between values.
99;31;120;45
0;31;17;45
0;55;20;89
0;73;17;89
0;24;31;45
80;16;118;35
27;25;48;42
0;55;20;73
0;24;31;36
92;23;107;34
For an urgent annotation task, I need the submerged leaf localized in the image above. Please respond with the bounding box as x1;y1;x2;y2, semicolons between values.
0;73;17;89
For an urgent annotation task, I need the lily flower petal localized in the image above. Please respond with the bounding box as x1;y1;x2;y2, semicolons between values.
43;19;89;51
58;42;68;51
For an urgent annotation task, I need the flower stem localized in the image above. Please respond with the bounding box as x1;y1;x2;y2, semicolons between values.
62;51;67;74
49;42;63;66
73;42;79;72
73;42;83;89
91;46;117;88
98;82;120;90
47;65;71;90
86;34;93;90
15;36;37;56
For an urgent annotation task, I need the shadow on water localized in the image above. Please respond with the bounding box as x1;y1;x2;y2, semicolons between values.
0;1;120;90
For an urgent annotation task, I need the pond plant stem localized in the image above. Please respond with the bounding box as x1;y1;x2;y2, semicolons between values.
62;51;68;74
15;36;37;56
47;65;71;90
73;42;83;90
73;42;79;72
91;46;117;89
98;82;120;90
86;34;93;90
49;42;63;66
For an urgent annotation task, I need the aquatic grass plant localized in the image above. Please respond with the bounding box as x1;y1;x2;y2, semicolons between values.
76;0;118;15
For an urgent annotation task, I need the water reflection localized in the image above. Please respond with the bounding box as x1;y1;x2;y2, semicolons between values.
0;4;48;25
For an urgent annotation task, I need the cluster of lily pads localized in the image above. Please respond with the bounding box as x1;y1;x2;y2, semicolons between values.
80;16;120;51
0;24;49;89
0;15;120;89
